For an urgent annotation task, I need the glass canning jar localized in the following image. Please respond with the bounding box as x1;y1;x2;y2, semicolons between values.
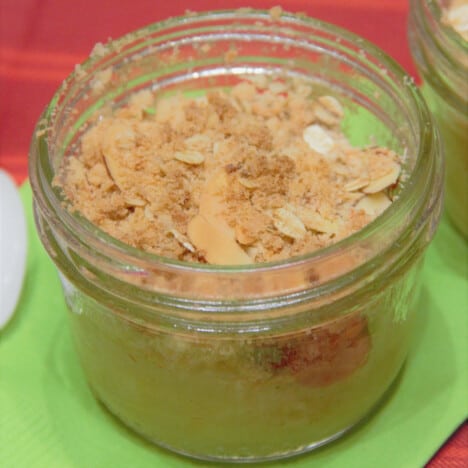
409;0;468;237
30;9;443;462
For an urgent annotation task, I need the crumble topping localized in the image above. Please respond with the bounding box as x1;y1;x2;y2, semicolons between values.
55;78;402;265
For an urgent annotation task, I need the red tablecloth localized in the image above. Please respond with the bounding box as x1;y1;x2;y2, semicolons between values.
0;1;466;466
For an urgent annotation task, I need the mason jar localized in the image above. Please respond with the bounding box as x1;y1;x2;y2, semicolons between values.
30;9;443;462
409;0;467;237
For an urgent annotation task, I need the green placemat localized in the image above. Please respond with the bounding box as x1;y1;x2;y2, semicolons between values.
1;183;467;468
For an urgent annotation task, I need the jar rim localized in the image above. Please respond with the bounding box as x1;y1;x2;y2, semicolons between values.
30;9;442;302
421;0;468;48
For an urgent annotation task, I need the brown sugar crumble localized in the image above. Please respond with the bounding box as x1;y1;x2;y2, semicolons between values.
55;78;402;265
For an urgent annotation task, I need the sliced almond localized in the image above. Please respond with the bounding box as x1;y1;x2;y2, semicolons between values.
174;150;205;165
297;208;340;234
125;196;146;207
314;96;344;127
363;163;401;194
238;177;259;189
355;193;391;216
273;208;307;240
343;191;365;203
103;155;125;189
235;225;257;245
184;134;212;151
344;179;369;192
170;229;195;253
101;121;136;190
187;215;252;265
303;124;335;157
199;171;233;237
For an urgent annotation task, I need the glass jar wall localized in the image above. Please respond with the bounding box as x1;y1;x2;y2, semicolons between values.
30;10;443;462
409;0;468;237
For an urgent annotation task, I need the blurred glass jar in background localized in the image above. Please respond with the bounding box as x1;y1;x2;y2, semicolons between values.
409;0;468;237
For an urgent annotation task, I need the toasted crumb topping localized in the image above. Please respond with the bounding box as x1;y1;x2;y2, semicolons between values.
55;78;402;265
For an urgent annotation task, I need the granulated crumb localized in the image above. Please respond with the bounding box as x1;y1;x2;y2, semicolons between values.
91;67;113;93
200;43;212;54
224;47;238;63
55;78;402;265
269;6;283;21
74;64;86;79
90;42;108;58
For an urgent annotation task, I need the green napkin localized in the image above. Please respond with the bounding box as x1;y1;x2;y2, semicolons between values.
1;183;467;468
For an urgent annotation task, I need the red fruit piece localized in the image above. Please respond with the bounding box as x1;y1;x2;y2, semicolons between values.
263;314;371;387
